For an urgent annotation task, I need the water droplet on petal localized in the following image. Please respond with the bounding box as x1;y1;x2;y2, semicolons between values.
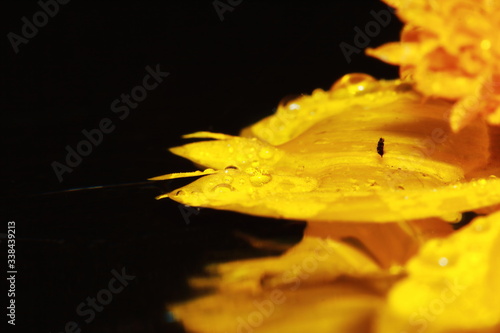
481;39;491;50
330;73;377;95
258;148;274;159
175;190;186;196
250;173;272;187
473;221;488;232
438;257;448;267
278;94;302;108
245;167;257;175
440;212;462;223
211;184;235;193
223;175;233;184
312;88;327;99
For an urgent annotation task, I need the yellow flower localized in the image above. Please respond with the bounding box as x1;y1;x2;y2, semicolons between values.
153;74;500;222
169;208;500;333
366;0;500;131
154;4;500;330
156;75;500;332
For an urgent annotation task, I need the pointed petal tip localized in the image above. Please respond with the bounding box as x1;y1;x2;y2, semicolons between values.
155;193;169;200
149;169;219;181
182;131;234;140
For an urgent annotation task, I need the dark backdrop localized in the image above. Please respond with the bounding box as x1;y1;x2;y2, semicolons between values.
2;1;401;332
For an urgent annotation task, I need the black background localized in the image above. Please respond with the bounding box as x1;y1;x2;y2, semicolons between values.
2;1;401;332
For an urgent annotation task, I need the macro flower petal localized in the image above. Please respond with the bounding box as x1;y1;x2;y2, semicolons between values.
367;0;500;130
376;209;500;333
154;75;499;222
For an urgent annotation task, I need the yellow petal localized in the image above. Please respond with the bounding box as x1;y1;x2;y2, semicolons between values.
366;42;421;65
170;281;383;333
304;219;453;269
160;76;498;222
169;237;391;333
193;237;384;295
376;210;500;332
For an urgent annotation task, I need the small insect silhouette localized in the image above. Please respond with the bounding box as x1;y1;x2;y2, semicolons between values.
377;138;385;157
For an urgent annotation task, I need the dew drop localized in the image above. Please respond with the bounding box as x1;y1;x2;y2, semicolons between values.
245;167;258;175
250;173;272;187
481;39;491;50
438;257;448;267
278;94;302;108
258;148;274;159
473;221;488;232
211;183;235;193
222;175;233;184
440;212;462;223
175;190;186;196
312;89;326;100
330;73;377;95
